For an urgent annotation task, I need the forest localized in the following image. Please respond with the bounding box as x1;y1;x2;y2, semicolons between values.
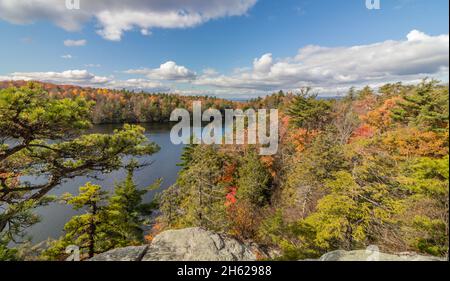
0;79;448;260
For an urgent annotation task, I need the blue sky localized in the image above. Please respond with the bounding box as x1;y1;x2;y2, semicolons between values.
0;0;448;98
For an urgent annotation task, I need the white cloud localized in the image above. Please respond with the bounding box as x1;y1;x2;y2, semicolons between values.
0;69;169;92
0;0;257;41
61;54;73;59
253;53;273;73
64;39;87;47
5;70;110;85
193;30;449;95
125;61;196;81
108;79;169;92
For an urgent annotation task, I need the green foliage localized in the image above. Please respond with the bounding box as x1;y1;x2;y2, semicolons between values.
106;161;160;246
0;235;18;261
2;80;448;260
392;80;449;132
160;145;229;231
236;148;271;206
301;170;400;250
287;88;332;131
177;136;199;170
399;156;449;256
43;182;110;260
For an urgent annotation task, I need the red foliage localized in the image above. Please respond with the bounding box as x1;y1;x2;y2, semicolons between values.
225;186;237;207
351;124;375;141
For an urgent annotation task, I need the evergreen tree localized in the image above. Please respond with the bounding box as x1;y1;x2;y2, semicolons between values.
392;80;449;132
106;161;160;246
162;145;228;231
43;183;110;260
287;88;332;132
399;156;449;256
177;136;199;170
0;235;18;261
236;148;271;206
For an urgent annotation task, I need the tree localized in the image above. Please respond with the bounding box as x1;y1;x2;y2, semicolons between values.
392;80;449;132
0;83;159;242
176;136;198;170
236;148;271;206
300;168;402;251
399;156;449;256
43;183;110;260
0;234;18;261
106;161;160;247
160;145;229;231
287;88;332;132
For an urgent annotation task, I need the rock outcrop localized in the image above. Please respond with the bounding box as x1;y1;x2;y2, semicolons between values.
89;245;148;261
318;248;445;261
89;228;445;261
90;227;264;261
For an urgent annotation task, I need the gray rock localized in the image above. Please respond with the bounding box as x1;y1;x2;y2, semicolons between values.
89;245;148;261
318;247;445;261
89;230;445;262
141;227;257;261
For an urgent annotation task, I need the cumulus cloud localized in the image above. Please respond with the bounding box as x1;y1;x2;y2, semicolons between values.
0;0;257;41
125;61;196;81
64;39;87;47
4;70;110;85
194;30;449;95
108;79;169;92
61;54;73;59
253;53;273;73
0;69;169;92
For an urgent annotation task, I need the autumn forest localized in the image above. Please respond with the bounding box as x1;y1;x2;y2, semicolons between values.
0;79;448;260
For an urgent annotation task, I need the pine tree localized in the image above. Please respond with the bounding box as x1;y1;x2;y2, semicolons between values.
106;161;160;246
236;148;271;206
177;136;198;170
163;145;228;231
43;183;110;260
287;88;332;132
392;79;449;132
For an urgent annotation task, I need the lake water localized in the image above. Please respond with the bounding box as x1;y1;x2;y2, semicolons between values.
26;123;184;244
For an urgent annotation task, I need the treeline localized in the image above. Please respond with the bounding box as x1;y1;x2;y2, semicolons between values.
0;81;239;124
156;80;449;259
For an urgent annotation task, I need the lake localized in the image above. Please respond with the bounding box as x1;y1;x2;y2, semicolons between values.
26;123;184;244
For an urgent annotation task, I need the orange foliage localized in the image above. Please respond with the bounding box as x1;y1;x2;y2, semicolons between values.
286;128;319;153
144;222;164;243
220;162;237;184
261;156;276;177
227;200;261;240
363;96;403;132
381;128;449;158
350;124;376;141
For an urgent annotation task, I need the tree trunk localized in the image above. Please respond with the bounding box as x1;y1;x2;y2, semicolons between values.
88;203;98;258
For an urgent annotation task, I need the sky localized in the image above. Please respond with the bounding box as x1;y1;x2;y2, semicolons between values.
0;0;448;98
